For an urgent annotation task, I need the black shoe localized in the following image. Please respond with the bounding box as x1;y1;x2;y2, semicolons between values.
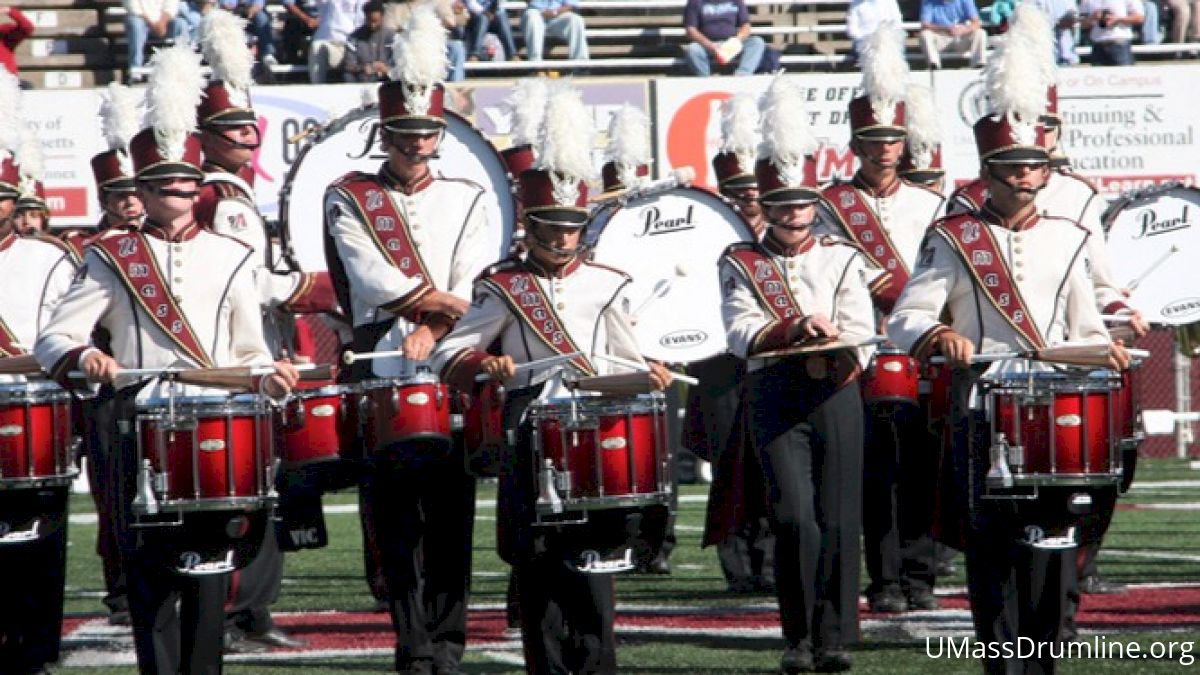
813;649;852;672
727;577;757;594
637;553;671;575
1079;575;1126;594
223;630;268;654
245;627;307;649
108;610;131;626
868;587;908;613
780;643;814;673
755;576;777;593
905;587;941;610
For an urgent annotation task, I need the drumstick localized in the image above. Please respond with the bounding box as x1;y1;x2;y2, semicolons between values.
587;166;697;205
630;278;673;320
1126;244;1178;291
67;363;326;380
1101;314;1134;323
342;348;406;365
0;354;43;376
591;353;700;386
473;352;583;382
930;345;1151;366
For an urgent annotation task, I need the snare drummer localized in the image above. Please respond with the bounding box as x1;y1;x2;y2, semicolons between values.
886;65;1129;673
322;13;488;673
0;71;81;675
720;76;876;674
819;30;947;617
34;45;298;675
433;84;672;674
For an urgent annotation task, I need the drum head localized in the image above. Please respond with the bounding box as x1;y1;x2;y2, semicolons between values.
1105;185;1200;326
279;105;516;273
588;187;755;363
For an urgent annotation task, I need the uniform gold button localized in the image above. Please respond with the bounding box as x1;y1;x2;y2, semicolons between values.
1014;261;1023;267
173;277;183;283
789;277;799;284
174;260;182;267
174;295;183;303
787;261;796;269
556;303;565;310
1014;247;1023;254
1016;274;1025;282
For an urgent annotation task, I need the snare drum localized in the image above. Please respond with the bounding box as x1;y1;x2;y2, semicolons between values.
357;372;452;453
135;395;274;513
920;360;953;425
0;381;76;488
463;380;505;454
528;395;670;515
277;382;354;467
982;371;1122;488
862;348;920;406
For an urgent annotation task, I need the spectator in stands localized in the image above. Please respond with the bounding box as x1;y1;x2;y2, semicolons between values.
1163;0;1198;42
281;0;321;64
918;0;987;68
682;0;767;76
846;0;902;60
466;0;519;61
1080;0;1143;64
521;0;590;62
0;6;34;78
343;0;394;80
1023;0;1081;64
298;0;366;82
177;0;207;43
218;0;277;64
382;0;468;81
124;0;190;74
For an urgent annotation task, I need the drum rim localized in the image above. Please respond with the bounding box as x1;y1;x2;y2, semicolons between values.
528;395;667;417
359;374;444;389
290;384;355;398
0;380;71;402
136;402;272;418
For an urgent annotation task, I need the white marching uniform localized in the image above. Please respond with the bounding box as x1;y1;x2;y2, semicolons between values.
817;179;946;273
0;233;77;363
433;255;646;397
324;171;489;378
720;235;877;369
886;210;1109;358
34;224;273;401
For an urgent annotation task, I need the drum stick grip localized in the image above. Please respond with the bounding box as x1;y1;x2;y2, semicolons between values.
0;354;44;376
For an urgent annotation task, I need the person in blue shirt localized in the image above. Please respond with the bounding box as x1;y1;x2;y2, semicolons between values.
919;0;988;67
219;0;277;63
465;0;519;60
682;0;766;76
521;0;590;61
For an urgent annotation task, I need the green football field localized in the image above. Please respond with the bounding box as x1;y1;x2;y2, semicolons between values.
57;457;1200;673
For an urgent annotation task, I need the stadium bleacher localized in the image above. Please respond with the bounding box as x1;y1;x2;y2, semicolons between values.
12;0;1200;88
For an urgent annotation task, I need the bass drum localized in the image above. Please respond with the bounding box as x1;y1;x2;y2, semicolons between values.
278;104;517;274
587;187;755;364
1104;183;1200;327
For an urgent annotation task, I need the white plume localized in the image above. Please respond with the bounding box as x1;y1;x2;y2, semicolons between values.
15;125;44;195
0;69;22;157
720;93;760;174
201;9;255;95
759;75;817;171
985;7;1055;125
904;84;941;167
390;6;449;86
506;77;549;148
860;24;909;127
605;104;650;186
99;83;141;152
537;81;595;182
146;43;205;162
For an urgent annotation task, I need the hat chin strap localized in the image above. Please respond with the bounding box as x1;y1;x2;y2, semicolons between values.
527;223;585;257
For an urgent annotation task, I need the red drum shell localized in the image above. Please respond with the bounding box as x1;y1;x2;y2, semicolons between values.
862;351;920;405
463;380;505;453
359;377;452;453
278;384;353;466
921;361;953;425
0;382;74;485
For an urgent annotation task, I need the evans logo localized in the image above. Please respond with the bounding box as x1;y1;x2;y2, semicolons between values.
1162;298;1200;320
659;330;708;348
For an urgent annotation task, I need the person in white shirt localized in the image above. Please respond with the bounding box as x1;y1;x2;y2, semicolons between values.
1079;0;1143;64
290;0;367;82
847;0;903;58
123;0;190;72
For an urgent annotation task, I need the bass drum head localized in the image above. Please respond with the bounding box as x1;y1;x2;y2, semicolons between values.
279;105;516;273
1105;184;1200;326
588;187;755;363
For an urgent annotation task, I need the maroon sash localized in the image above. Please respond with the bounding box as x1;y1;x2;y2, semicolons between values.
822;183;910;287
480;266;596;376
724;247;805;321
334;173;433;284
952;179;988;213
0;315;22;356
91;232;216;368
935;217;1047;350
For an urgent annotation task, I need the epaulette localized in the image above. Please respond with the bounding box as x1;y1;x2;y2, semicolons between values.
206;230;255;252
330;171;376;189
722;241;758;257
900;177;947;201
434;176;486;194
929;212;971;232
475;255;522;282
583;259;633;282
1055;168;1100;194
31;234;74;257
1038;213;1090;236
819;234;862;250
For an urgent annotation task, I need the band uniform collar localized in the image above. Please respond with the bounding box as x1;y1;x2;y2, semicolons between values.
525;253;582;279
980;201;1040;232
762;228;816;257
380;164;435;196
852;172;901;198
142;219;201;243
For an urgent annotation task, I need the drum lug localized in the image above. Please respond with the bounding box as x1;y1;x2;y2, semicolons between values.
132;458;161;516
537;459;564;514
987;433;1015;489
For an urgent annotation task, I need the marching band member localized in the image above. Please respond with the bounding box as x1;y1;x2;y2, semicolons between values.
720;75;875;674
0;68;79;675
896;84;946;195
432;82;672;674
886;37;1130;670
34;44;298;675
817;27;945;616
694;93;775;595
12;125;49;237
322;9;488;672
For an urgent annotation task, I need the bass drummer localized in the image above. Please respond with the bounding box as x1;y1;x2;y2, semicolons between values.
34;43;298;675
0;70;80;675
816;28;945;616
321;10;489;673
432;81;672;674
